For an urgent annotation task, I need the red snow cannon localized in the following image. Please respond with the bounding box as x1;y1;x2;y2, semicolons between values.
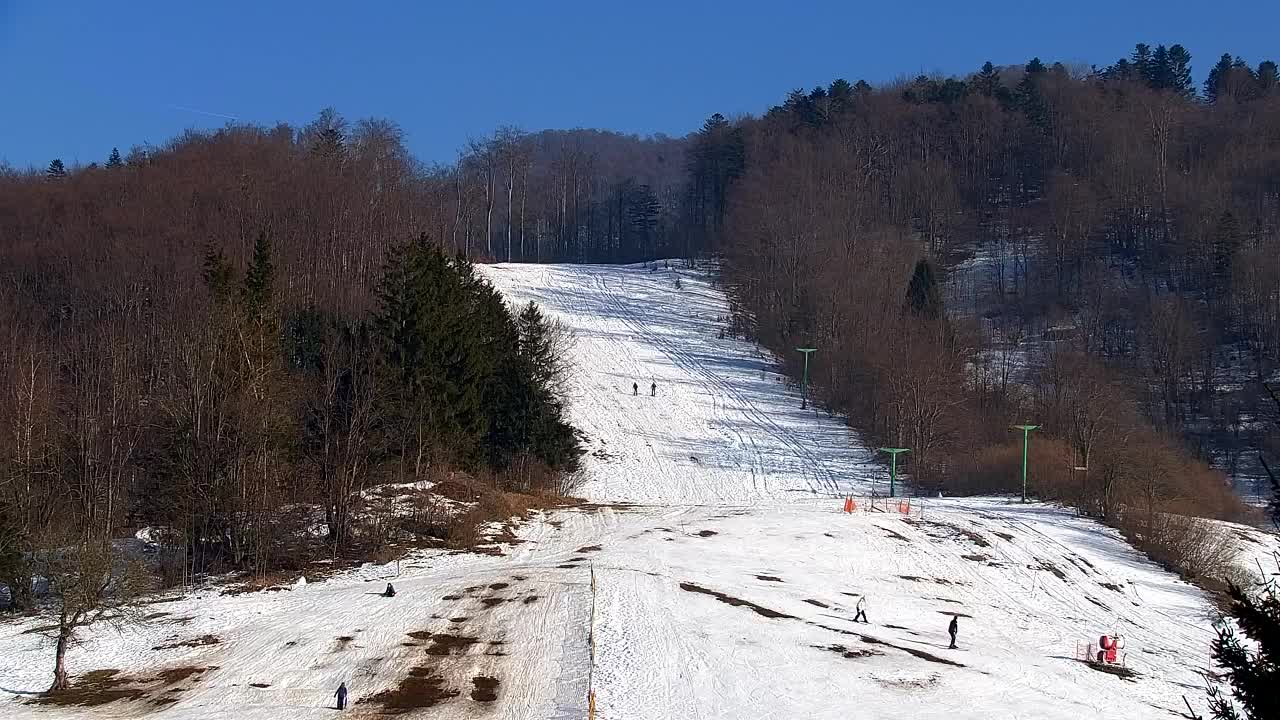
1097;635;1118;664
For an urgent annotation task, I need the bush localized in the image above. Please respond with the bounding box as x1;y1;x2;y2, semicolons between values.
1116;512;1240;590
948;437;1074;498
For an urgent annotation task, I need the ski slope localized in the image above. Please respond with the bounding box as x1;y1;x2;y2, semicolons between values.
1;262;1275;719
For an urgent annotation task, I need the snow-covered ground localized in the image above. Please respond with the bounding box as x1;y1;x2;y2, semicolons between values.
1;262;1276;719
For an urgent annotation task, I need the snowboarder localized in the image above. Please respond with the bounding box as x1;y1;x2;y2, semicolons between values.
853;595;868;623
633;382;638;396
650;381;656;397
948;615;959;649
334;682;348;710
384;583;396;597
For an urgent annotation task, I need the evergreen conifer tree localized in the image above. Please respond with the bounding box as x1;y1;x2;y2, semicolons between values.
1206;570;1280;719
906;259;944;319
1205;54;1236;102
106;147;123;168
45;159;66;180
975;61;1003;98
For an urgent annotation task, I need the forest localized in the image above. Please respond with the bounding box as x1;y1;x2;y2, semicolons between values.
712;44;1280;536
3;41;1280;616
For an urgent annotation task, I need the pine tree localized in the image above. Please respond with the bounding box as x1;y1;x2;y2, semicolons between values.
1017;59;1049;132
1259;61;1279;94
45;159;66;181
1149;44;1173;90
242;233;275;321
1205;54;1236;102
1167;45;1194;97
1206;569;1280;719
1132;43;1153;85
906;259;944;319
975;61;1003;98
106;147;123;168
201;245;235;303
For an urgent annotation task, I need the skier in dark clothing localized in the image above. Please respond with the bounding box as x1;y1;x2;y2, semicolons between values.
633;382;638;396
384;583;396;597
853;595;868;623
650;381;656;397
948;616;959;649
335;682;348;710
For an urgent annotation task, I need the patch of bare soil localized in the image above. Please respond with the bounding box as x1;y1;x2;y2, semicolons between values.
679;582;796;620
1085;661;1138;680
1099;582;1123;592
576;545;602;553
249;682;271;688
1036;561;1067;580
363;666;459;712
488;582;510;590
815;644;883;659
804;599;830;608
449;617;469;624
756;575;784;582
961;554;989;562
697;529;718;537
31;665;217;709
409;632;481;656
479;597;509;609
471;675;500;701
993;532;1014;541
882;528;911;542
152;634;221;651
30;670;146;707
154;666;216;685
442;594;462;601
334;636;356;651
522;595;540;604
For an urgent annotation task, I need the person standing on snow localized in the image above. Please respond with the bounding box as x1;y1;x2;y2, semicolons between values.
335;682;348;710
633;382;638;396
948;615;959;649
384;583;396;597
650;381;656;397
853;595;868;623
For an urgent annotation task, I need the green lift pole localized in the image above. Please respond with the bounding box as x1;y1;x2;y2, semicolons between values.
877;447;911;498
796;348;817;410
1012;425;1040;503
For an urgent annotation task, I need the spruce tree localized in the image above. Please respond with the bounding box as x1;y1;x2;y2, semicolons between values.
106;147;123;169
906;259;944;319
1017;59;1049;132
1206;571;1280;719
45;159;66;180
975;61;1003;98
1259;61;1279;94
242;233;275;321
1205;54;1235;102
1167;45;1194;97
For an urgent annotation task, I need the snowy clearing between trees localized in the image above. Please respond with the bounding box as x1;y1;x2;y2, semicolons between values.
1;261;1276;719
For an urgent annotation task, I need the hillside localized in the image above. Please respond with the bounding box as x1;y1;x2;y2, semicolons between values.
1;262;1275;719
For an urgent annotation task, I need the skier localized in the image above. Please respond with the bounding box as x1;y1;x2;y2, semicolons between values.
632;382;638;396
384;583;396;597
853;595;868;623
948;615;959;649
334;682;348;710
650;381;656;397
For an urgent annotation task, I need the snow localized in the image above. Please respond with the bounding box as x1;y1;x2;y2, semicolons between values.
1;261;1276;719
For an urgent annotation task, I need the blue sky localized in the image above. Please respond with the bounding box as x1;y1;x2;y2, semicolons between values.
0;1;1272;170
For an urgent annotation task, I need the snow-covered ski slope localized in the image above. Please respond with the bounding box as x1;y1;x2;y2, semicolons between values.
2;262;1276;720
483;263;880;502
